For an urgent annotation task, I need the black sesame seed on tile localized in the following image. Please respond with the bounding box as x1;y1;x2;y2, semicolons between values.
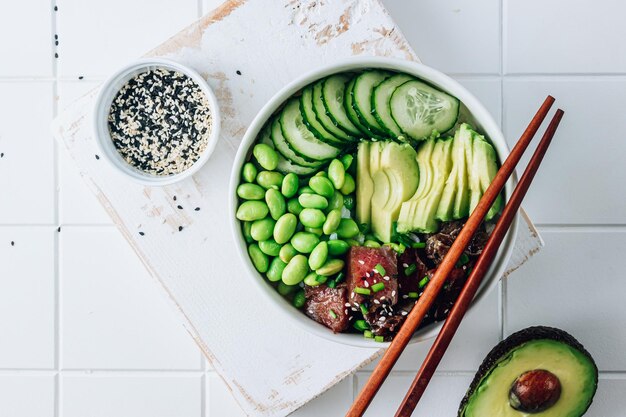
54;5;58;11
10;241;14;246
54;53;58;58
194;207;200;211
0;153;3;158
57;226;61;232
236;70;242;75
95;154;100;160
177;205;183;210
173;196;177;201
139;231;145;236
54;34;58;40
78;76;84;80
55;41;59;46
178;226;183;232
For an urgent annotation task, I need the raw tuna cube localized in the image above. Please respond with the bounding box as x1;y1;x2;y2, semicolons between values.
304;284;351;333
365;300;415;340
346;246;398;311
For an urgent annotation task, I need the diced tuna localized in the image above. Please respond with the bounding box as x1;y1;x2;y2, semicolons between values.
346;246;398;312
304;284;351;333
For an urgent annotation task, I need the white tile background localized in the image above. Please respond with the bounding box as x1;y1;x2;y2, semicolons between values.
0;0;624;415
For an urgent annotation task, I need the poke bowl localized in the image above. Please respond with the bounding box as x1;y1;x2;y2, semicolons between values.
229;57;518;348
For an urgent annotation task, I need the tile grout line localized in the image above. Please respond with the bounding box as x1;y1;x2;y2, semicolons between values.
51;0;61;416
498;0;506;343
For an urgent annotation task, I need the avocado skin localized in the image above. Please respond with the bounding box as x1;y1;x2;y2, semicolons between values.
458;326;598;417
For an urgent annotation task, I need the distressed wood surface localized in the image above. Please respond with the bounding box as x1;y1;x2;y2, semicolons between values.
52;1;543;415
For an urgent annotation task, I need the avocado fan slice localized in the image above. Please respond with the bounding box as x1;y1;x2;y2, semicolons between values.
459;326;598;417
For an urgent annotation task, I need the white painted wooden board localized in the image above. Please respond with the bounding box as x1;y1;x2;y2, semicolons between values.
51;1;543;415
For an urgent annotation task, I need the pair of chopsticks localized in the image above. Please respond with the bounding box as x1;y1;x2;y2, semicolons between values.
347;96;563;417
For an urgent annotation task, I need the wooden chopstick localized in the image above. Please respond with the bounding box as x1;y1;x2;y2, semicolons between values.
395;108;564;417
346;95;556;417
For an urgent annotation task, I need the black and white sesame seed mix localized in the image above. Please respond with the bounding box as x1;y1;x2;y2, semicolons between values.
107;68;212;176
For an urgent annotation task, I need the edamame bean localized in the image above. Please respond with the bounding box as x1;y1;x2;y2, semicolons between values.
299;208;326;228
346;238;361;246
309;241;328;270
273;213;297;244
305;227;323;236
277;281;299;296
314;171;327;178
253;143;279;171
327;239;349;256
343;194;355;210
256;171;284;189
322;209;342;235
298;186;315;195
293;289;306;308
337;218;360;239
327;191;344;211
248;244;269;273
290;232;319;254
265;188;286;220
279;243;298;263
340;173;355;195
242;222;254;243
316;259;345;276
304;272;323;287
287;198;304;215
237;183;265;200
242;162;257;183
250;218;275;241
341;154;353;170
259;239;281;256
266;257;287;282
364;240;381;248
282;254;309;285
298;193;328;210
236;201;269;221
309;176;334;198
281;173;299;198
328;159;346;190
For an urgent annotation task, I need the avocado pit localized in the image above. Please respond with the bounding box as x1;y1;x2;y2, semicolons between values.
509;369;561;413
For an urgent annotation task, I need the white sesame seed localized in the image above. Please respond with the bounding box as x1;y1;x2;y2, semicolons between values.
402;263;409;268
358;260;365;265
374;299;381;305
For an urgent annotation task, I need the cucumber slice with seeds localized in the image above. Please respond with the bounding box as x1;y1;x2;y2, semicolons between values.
352;70;391;134
270;118;321;168
260;123;317;175
390;80;459;140
280;98;341;161
372;73;413;138
321;74;362;137
300;86;345;146
311;81;354;142
344;77;375;137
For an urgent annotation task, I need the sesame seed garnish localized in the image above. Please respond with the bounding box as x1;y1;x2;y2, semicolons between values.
139;231;145;236
107;68;212;176
363;281;369;287
95;154;100;160
402;263;409;268
365;272;370;278
173;196;177;201
194;207;200;211
236;70;242;75
401;311;408;316
383;276;390;281
177;205;183;210
344;303;351;307
10;241;14;246
57;227;61;232
391;290;396;297
178;226;184;232
373;299;380;305
78;76;84;80
402;294;408;299
358;260;365;265
379;316;386;322
54;53;58;58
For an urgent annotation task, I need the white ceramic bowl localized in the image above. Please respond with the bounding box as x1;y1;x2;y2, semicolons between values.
93;58;221;186
230;57;518;348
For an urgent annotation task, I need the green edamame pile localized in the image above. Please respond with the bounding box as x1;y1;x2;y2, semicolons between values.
236;143;362;307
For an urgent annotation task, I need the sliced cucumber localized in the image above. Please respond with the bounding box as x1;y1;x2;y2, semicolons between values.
260;123;317;175
320;74;362;137
300;86;345;146
390;80;459;140
270;117;321;168
344;77;376;137
352;70;391;135
372;73;413;138
312;81;354;141
280;98;341;161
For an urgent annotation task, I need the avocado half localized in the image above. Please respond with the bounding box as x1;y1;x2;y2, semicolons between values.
459;326;598;417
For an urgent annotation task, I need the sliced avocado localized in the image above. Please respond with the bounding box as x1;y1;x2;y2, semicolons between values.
459;326;598;417
370;170;391;240
453;123;473;219
356;141;373;224
370;142;419;242
436;125;469;221
397;138;436;233
470;133;503;221
398;137;453;233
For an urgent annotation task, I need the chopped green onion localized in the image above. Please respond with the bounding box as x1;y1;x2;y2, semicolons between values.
374;335;384;343
371;282;385;293
316;275;328;284
374;263;386;276
457;253;470;267
411;242;426;249
353;319;369;332
364;330;373;339
408;291;419;299
404;264;417;276
418;276;430;289
360;303;368;316
354;287;371;295
335;272;345;284
329;309;337;319
327;279;336;288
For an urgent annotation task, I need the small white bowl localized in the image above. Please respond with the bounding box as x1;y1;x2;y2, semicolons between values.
93;58;221;186
230;57;518;348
